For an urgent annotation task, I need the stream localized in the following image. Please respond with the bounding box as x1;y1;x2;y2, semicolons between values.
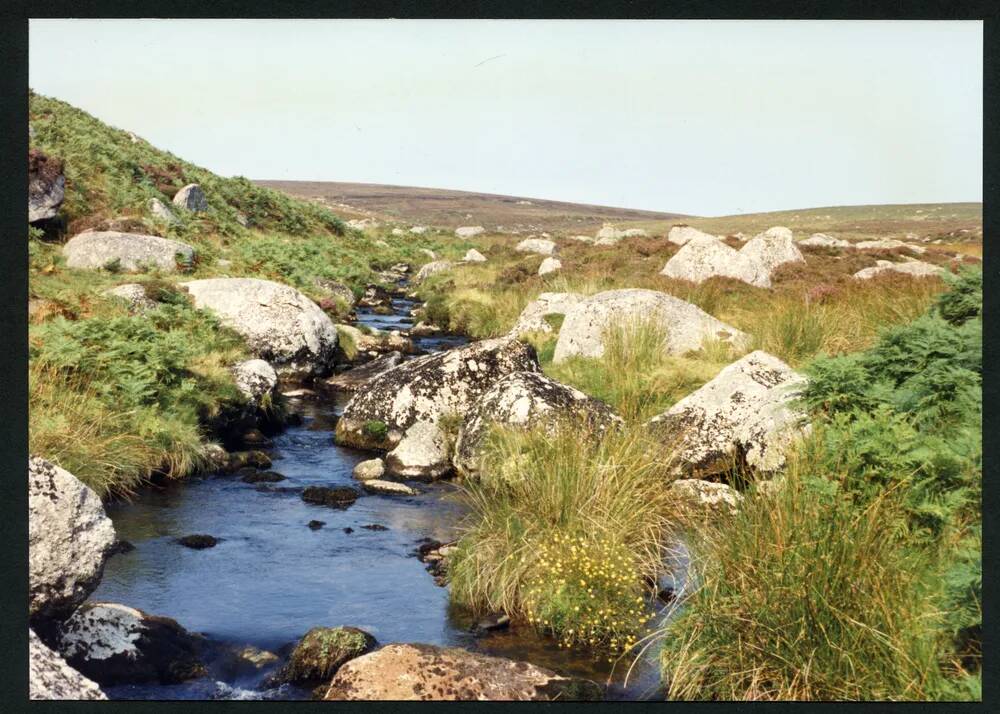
90;291;679;701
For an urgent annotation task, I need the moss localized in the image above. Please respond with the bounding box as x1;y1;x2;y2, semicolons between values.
362;419;388;441
284;627;375;683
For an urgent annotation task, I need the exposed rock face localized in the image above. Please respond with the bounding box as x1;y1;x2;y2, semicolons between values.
30;629;106;700
454;371;621;477
28;149;66;223
63;231;196;273
410;226;429;235
515;238;558;256
799;233;849;248
538;257;562;276
463;249;487;263
414;260;453;284
56;602;207;685
553;288;747;363
352;458;386;481
647;351;808;478
853;259;945;280
103;283;157;313
567;234;594;243
277;627;376;685
180;278;339;377
385;420;453;481
324;352;404;392
148;198;179;224
29;457;116;622
740;227;805;273
455;226;485;238
335;337;540;476
324;643;602;701
669;479;742;516
594;225;647;244
509;292;583;337
667;225;717;246
855;238;910;251
660;235;771;288
347;218;379;230
171;184;208;212
231;359;278;407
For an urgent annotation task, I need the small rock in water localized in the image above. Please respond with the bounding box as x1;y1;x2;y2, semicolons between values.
177;535;220;549
110;539;135;555
361;524;388;531
234;466;259;480
343;527;354;534
301;485;360;508
470;613;511;635
307;520;326;530
362;479;418;496
241;470;286;484
241;428;273;448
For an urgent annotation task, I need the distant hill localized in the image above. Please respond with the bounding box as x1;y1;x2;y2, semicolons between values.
254;180;692;234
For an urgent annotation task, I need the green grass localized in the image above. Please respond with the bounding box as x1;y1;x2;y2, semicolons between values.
448;421;679;659
542;319;733;423
659;269;982;700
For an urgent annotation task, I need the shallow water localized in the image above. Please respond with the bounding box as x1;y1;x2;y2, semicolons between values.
90;296;676;700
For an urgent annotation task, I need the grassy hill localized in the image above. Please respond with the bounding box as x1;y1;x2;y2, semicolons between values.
255;180;692;233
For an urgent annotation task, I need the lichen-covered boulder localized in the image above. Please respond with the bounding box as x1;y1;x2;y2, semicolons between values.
323;643;602;701
509;292;583;337
384;420;453;480
740;227;805;273
335;337;540;477
171;183;207;212
180;278;338;377
103;283;157;313
553;288;747;363
537;257;562;276
515;238;558;256
669;479;742;516
410;226;429;235
28;149;65;223
660;235;771;288
463;249;487;263
314;278;357;308
455;226;485;238
853;259;945;280
148;198;179;224
799;233;849;248
231;359;278;407
55;602;207;685
63;231;196;273
454;371;621;477
647;350;808;478
667;225;717;246
275;627;376;685
29;457;116;622
352;458;386;481
414;260;453;284
30;629;106;700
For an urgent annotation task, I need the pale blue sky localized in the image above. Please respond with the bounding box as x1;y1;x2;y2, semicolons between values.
29;19;982;216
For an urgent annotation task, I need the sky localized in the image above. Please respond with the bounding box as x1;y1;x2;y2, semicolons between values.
29;19;982;217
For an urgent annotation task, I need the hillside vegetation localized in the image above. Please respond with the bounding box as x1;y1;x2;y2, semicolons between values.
27;91;456;496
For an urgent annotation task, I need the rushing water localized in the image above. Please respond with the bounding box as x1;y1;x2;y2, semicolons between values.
90;291;678;700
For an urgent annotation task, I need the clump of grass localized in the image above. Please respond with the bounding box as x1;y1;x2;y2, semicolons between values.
449;421;677;659
544;319;727;422
660;442;947;701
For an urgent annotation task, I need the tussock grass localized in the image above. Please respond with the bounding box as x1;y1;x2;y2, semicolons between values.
449;421;679;658
543;319;731;422
660;442;947;701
